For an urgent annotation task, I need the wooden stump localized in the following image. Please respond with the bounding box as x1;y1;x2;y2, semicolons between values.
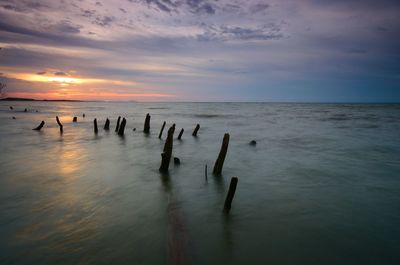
94;118;98;134
115;116;121;132
33;121;45;131
158;121;166;139
56;116;63;133
177;128;184;140
73;117;77;122
213;133;230;175
159;125;174;172
118;118;126;136
144;113;151;133
224;177;238;212
192;124;200;137
104;118;110;130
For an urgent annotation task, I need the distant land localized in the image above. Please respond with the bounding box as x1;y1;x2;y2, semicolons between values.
0;97;84;102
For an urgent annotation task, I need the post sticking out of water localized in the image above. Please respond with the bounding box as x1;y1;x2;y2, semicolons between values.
205;164;208;181
56;116;63;133
144;113;151;133
192;124;200;137
115;116;121;132
33;121;45;131
177;128;184;140
159;121;166;139
118;118;126;136
224;177;238;213
104;118;110;130
73;117;77;122
213;133;230;175
94;118;98;134
159;125;174;172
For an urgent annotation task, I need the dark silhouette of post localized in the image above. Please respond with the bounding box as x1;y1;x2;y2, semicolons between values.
94;118;98;134
33;121;45;131
118;118;126;136
56;116;63;133
158;121;166;139
104;118;110;130
143;113;151;133
115;116;121;132
224;177;238;212
159;125;174;172
213;133;230;175
177;128;184;140
192;124;200;136
73;117;77;122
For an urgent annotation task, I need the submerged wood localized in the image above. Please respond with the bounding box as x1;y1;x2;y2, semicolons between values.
213;133;230;175
73;116;77;122
33;121;45;131
205;164;208;181
118;118;126;136
174;157;180;165
177;128;184;140
115;116;121;132
192;124;200;136
144;113;151;133
159;125;174;172
104;118;110;130
224;177;238;212
94;118;98;134
158;121;166;139
56;116;63;133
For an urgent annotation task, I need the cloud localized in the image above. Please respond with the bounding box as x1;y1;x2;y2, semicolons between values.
54;71;68;76
36;71;46;75
198;24;283;41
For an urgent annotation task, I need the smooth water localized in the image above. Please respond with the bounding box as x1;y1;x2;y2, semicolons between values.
0;102;399;265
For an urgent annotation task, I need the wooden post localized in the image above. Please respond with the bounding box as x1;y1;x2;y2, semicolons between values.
56;116;63;133
177;128;184;140
158;121;166;139
94;118;98;134
73;117;77;122
192;124;200;136
115;116;121;132
118;118;126;136
143;113;151;133
224;177;238;212
104;118;110;130
159;125;174;172
205;164;208;181
33;121;45;131
213;133;230;175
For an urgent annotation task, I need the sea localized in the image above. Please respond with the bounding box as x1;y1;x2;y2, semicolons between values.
0;101;399;265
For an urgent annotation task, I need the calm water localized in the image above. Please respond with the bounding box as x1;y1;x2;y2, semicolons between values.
0;102;399;265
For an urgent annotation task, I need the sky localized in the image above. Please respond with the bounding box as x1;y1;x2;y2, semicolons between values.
0;0;399;102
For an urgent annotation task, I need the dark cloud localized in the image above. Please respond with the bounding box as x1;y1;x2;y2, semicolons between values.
119;8;127;13
94;15;115;27
36;71;47;75
198;24;283;41
54;71;68;76
249;3;270;14
52;21;81;34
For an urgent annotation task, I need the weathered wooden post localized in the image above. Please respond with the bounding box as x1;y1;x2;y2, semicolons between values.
143;113;151;133
33;121;45;131
104;118;110;130
177;128;184;140
115;116;121;132
73;116;77;122
56;116;63;133
118;118;126;136
94;118;98;134
213;133;230;175
224;177;238;212
82;113;85;118
159;125;174;172
205;164;208;181
24;108;27;112
158;121;166;139
192;124;200;136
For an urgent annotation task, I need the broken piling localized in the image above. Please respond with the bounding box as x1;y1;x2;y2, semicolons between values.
213;133;230;175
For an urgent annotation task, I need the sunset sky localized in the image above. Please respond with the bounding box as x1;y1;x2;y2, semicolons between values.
0;0;399;101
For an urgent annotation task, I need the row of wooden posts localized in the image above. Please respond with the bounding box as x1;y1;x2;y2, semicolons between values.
32;113;237;212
